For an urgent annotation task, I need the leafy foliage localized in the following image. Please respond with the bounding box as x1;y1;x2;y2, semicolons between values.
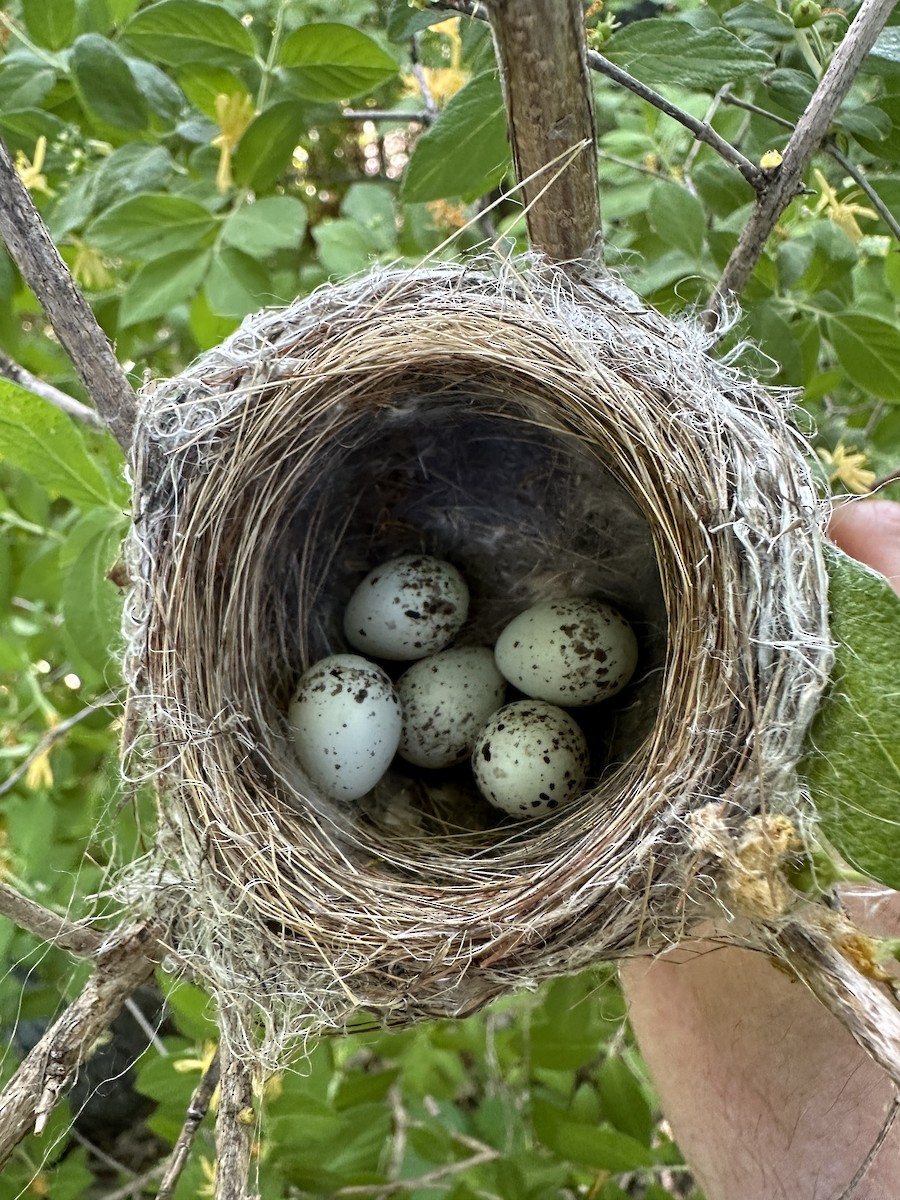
0;0;899;1193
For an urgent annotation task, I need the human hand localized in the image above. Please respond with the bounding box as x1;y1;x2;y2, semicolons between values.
620;498;900;1200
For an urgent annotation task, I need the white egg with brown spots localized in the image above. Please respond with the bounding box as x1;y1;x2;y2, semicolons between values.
343;554;469;661
289;654;401;801
494;597;637;707
397;646;507;769
471;700;588;819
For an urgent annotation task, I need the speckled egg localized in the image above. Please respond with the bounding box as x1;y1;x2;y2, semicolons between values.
471;700;588;819
396;646;507;769
343;554;469;661
494;597;638;707
289;654;401;801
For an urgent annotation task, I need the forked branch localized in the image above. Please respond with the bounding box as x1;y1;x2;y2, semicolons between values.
706;0;896;323
0;923;158;1168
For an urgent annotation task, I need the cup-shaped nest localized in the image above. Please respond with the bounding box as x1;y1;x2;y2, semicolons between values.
124;263;832;1063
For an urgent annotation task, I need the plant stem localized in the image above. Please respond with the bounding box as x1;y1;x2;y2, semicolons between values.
484;0;602;263
706;0;896;326
0;136;137;448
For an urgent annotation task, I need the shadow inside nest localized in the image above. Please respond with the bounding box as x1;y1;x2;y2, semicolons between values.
263;398;668;852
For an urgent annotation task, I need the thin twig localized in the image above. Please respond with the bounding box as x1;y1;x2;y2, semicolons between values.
0;691;119;799
157;1052;221;1200
123;995;169;1058
214;1043;255;1200
836;1092;900;1200
0;923;159;1167
0;135;136;449
0;347;104;428
720;91;900;244
103;1164;166;1200
587;50;764;192
706;0;896;325
410;33;438;118
825;139;900;244
873;466;900;493
342;109;433;125
0;880;104;957
720;90;794;130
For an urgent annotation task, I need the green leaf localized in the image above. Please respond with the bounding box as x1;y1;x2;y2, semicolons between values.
127;57;185;124
176;64;249;120
648;181;705;259
70;35;149;132
827;313;900;402
22;0;75;51
0;62;57;110
119;248;211;327
532;1097;657;1171
386;0;452;41
93;144;175;210
124;0;256;67
233;101;305;192
341;183;397;252
0;380;118;509
402;72;510;203
204;247;272;318
605;20;774;89
312;219;378;277
222;197;308;257
801;547;900;888
278;24;398;101
598;1055;653;1145
87;193;217;261
61;515;125;679
870;27;900;65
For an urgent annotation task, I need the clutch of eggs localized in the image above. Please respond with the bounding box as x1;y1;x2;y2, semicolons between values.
290;554;638;818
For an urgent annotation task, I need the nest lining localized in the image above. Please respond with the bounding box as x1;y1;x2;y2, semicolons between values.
124;261;833;1064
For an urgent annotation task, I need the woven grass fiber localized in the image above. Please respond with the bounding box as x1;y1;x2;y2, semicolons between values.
123;260;834;1066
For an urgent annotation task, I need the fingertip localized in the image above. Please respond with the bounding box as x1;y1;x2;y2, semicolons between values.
826;498;900;593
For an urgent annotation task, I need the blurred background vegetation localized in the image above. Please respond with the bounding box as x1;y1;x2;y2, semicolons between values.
0;0;898;1194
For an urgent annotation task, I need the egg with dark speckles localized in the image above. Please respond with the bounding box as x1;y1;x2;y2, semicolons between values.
397;646;507;769
471;700;588;819
289;654;401;801
494;598;637;707
344;554;469;661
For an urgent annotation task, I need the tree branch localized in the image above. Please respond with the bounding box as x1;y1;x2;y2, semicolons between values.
706;0;896;324
587;50;764;192
484;0;602;263
157;1051;221;1200
341;109;432;125
215;1044;256;1200
0;880;104;958
774;919;900;1092
0;136;137;450
0;347;104;428
0;923;159;1168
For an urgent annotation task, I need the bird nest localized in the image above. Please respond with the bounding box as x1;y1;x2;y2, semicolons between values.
123;261;833;1067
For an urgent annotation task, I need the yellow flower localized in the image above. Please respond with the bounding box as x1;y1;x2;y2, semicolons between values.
15;136;50;194
212;93;255;193
812;168;877;243
426;199;467;229
198;1155;216;1197
817;442;876;494
71;240;113;290
402;17;468;105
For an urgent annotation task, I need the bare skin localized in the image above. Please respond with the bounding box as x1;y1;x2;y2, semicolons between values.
621;498;900;1200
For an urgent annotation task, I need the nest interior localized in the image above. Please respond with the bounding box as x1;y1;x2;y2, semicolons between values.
125;262;833;1063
